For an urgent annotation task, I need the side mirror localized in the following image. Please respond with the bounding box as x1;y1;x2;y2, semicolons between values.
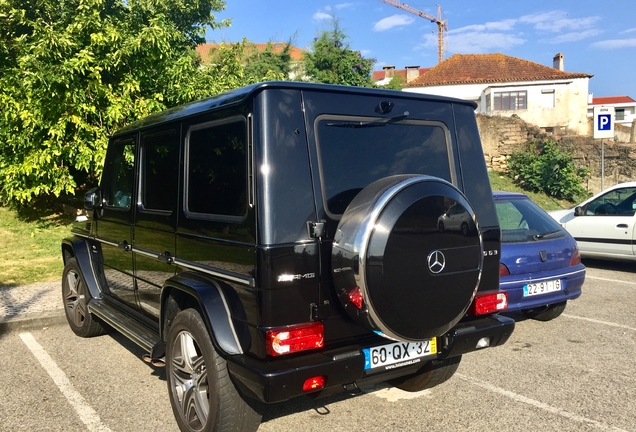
574;206;584;216
84;187;102;210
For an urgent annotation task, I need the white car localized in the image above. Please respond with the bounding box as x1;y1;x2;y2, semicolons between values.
549;182;636;261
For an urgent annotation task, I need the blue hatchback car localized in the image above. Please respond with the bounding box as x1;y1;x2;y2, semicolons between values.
494;191;585;321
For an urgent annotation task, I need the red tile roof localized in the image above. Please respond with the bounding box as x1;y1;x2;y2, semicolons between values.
405;53;592;87
196;43;305;64
589;96;636;105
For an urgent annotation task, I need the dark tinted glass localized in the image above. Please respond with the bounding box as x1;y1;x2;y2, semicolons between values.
316;117;451;215
141;130;179;212
103;138;135;209
186;119;247;219
586;187;636;216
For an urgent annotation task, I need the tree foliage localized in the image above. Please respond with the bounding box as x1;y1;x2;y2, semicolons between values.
384;75;405;90
303;19;375;87
0;0;249;205
243;40;294;82
507;140;590;202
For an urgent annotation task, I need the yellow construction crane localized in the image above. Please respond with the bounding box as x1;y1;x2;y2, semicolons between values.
379;0;447;63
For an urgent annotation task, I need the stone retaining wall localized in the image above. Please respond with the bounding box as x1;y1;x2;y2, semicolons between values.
476;114;636;194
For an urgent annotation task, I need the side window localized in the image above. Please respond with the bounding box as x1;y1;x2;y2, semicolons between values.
140;130;179;212
103;138;135;209
185;117;247;221
587;188;636;216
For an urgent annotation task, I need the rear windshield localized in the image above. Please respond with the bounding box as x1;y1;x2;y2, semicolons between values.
495;197;566;243
315;115;452;216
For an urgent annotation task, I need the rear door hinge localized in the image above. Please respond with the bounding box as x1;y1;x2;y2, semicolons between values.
310;300;330;321
307;220;326;239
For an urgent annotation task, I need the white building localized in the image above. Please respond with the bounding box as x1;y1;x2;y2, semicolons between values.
587;95;636;126
404;53;593;136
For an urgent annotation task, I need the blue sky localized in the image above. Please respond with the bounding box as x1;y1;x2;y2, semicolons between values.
207;1;636;99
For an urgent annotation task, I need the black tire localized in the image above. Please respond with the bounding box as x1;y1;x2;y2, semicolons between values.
166;308;261;432
62;258;106;337
522;301;567;322
389;355;462;392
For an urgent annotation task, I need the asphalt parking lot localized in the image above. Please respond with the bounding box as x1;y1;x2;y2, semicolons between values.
1;258;634;432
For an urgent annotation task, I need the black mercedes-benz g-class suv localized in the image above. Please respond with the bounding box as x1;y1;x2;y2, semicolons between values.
61;81;514;432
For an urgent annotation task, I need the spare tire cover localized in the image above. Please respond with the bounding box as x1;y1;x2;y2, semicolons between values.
331;175;483;342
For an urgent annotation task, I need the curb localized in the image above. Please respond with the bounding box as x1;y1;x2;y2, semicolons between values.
0;309;67;334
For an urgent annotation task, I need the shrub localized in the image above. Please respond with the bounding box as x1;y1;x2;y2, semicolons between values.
507;140;589;202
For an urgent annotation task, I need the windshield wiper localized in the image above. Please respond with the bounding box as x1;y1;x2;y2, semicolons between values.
327;112;409;128
533;229;562;240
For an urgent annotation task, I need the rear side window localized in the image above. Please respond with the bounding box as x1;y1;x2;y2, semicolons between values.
315;116;452;216
185;117;247;222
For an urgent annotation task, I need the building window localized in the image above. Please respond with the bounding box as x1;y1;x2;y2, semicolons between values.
616;109;625;121
493;91;527;110
541;89;555;108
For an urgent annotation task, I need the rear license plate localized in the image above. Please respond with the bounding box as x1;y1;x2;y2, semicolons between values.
523;279;562;297
363;338;437;373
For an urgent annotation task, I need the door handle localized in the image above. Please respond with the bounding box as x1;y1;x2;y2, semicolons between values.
616;224;628;229
117;240;132;252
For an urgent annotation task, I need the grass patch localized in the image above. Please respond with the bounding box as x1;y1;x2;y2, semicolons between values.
0;206;75;286
488;171;575;212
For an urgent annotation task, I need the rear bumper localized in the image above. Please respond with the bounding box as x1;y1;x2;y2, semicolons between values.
500;265;585;312
227;314;514;403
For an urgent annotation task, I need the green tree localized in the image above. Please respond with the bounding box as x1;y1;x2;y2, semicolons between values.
0;0;246;205
507;140;590;202
243;40;294;82
303;19;375;87
384;75;405;90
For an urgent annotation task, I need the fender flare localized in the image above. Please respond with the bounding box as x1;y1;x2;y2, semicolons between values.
161;272;245;356
61;237;102;301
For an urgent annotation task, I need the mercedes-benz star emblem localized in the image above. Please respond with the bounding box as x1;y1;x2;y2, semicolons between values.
427;250;446;274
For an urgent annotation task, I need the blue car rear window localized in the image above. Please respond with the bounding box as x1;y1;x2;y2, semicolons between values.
495;197;566;243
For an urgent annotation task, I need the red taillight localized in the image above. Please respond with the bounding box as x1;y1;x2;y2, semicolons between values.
499;263;510;276
348;286;364;309
570;249;582;266
302;376;326;392
266;322;324;356
472;291;508;315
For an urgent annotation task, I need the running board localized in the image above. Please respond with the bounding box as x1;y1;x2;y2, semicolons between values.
88;300;160;353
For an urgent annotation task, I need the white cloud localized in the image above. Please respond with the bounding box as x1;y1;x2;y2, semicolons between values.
313;12;332;21
621;28;636;34
451;19;518;33
591;38;636;49
335;2;356;9
417;31;525;54
373;14;415;32
520;11;600;33
545;29;603;44
360;49;372;56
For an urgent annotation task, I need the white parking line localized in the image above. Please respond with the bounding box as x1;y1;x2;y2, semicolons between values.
586;275;636;285
456;373;629;432
562;314;636;332
19;333;112;432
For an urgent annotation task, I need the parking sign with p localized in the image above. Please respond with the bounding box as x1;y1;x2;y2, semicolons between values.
593;106;615;139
